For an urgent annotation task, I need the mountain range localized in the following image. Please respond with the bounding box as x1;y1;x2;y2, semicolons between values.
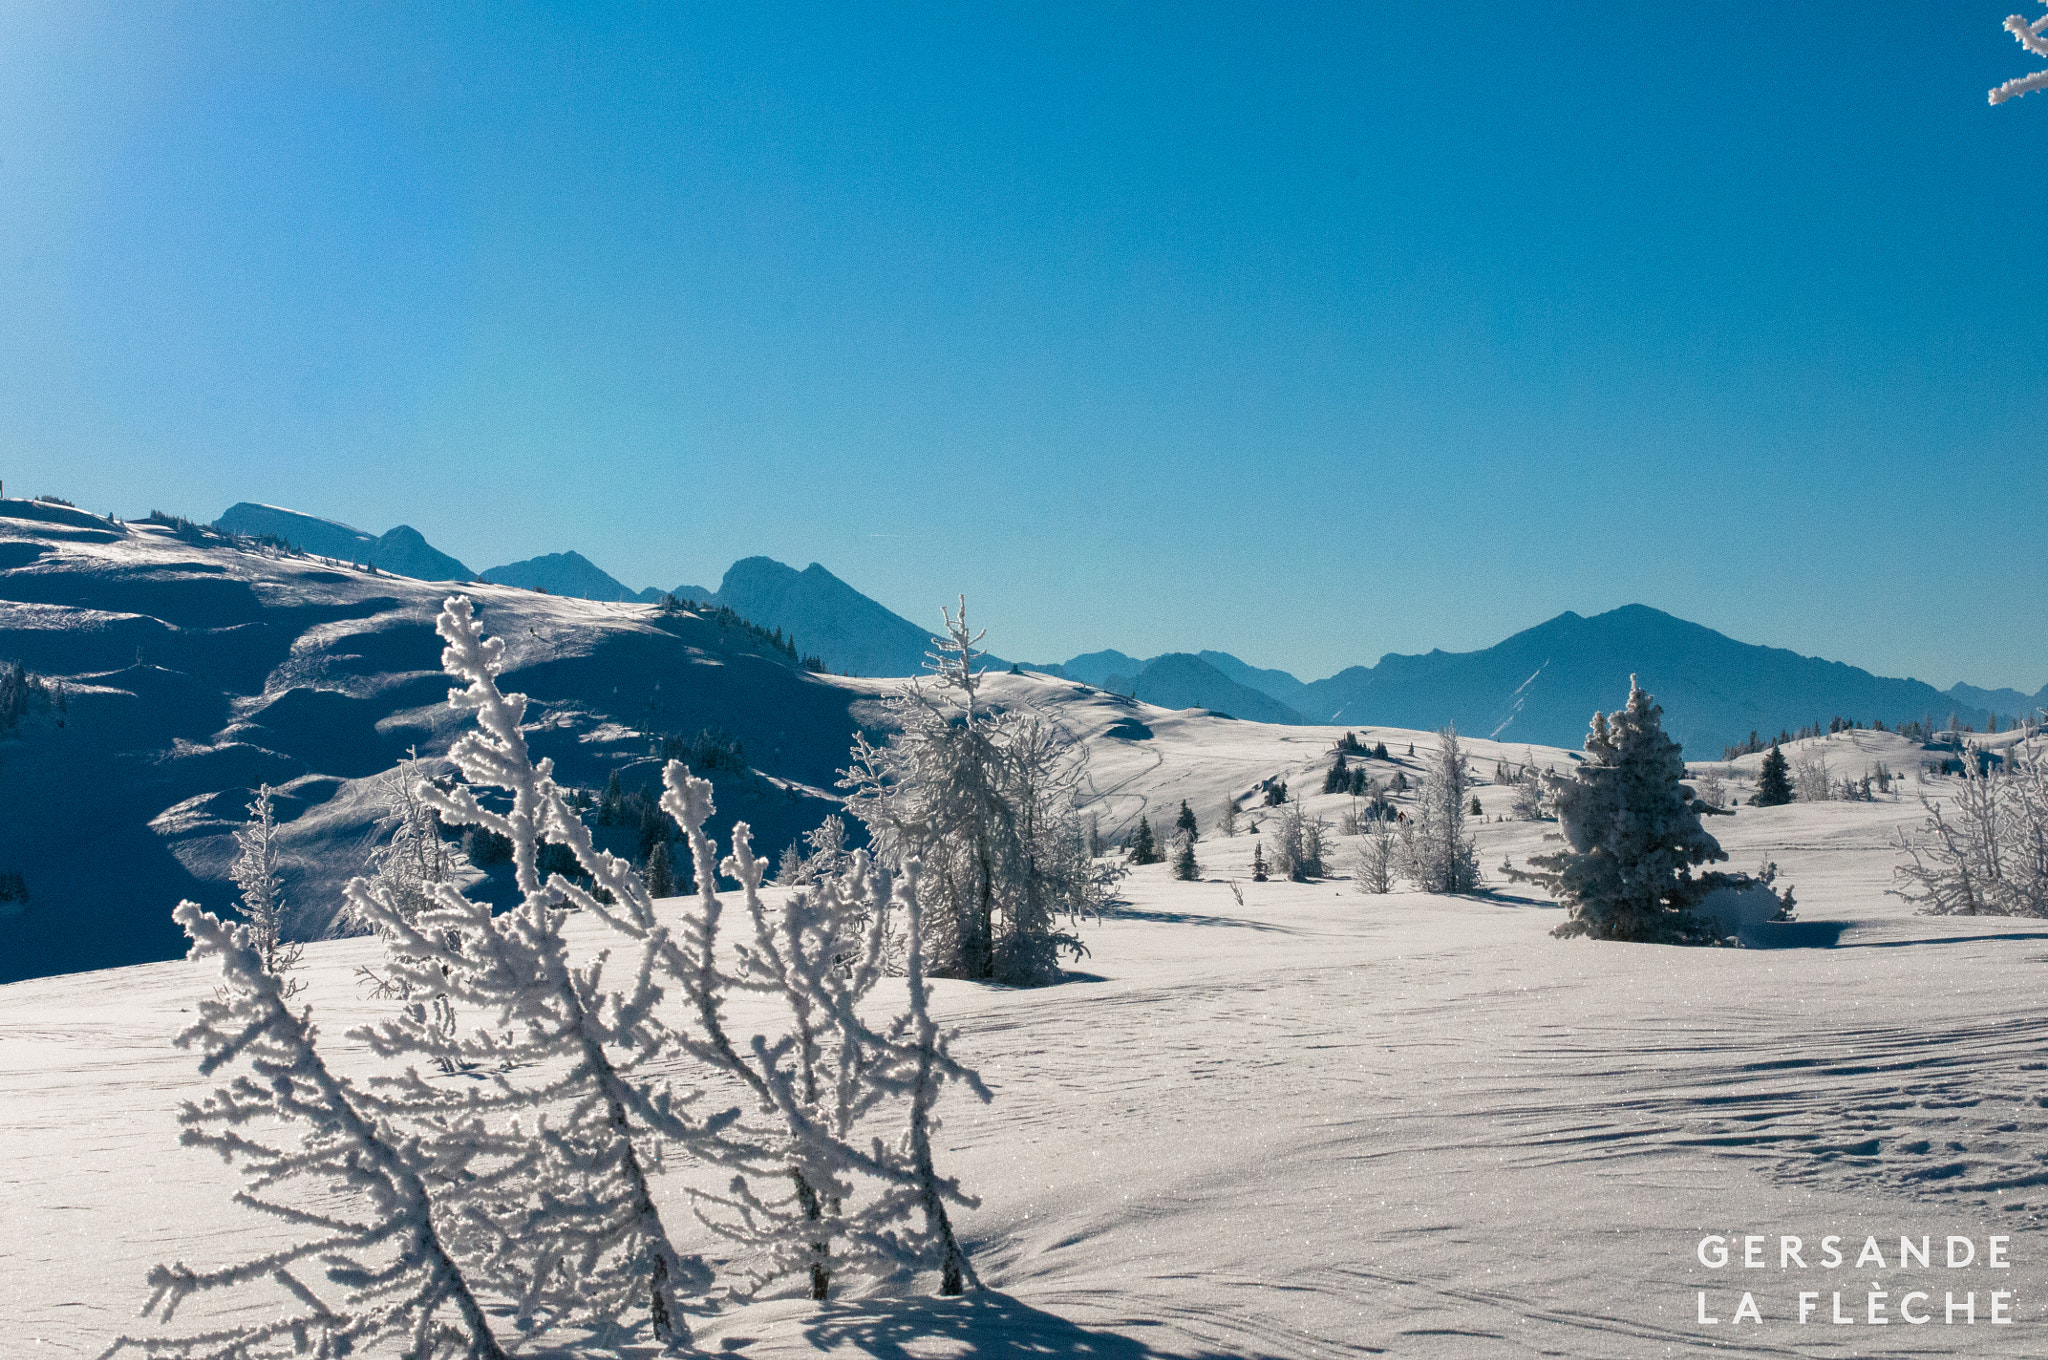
1;499;864;983
204;500;2036;755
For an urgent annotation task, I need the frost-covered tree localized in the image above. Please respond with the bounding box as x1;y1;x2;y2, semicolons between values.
1791;750;1832;803
1509;764;1549;821
1399;727;1479;893
842;600;1114;984
1176;800;1198;843
661;780;989;1299
103;903;506;1360
345;749;454;936
345;596;706;1347
1218;795;1238;838
228;785;300;981
1268;803;1325;881
1992;4;2048;104
373;597;989;1314
1353;820;1395;894
1752;745;1793;806
1516;677;1732;944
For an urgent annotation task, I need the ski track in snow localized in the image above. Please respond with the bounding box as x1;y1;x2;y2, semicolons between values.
8;724;2048;1356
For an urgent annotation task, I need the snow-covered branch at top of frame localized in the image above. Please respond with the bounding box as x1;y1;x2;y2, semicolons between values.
1991;5;2048;104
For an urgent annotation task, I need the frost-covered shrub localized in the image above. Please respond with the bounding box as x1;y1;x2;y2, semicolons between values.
122;596;997;1358
1893;738;2048;917
1791;751;1832;803
1514;677;1738;944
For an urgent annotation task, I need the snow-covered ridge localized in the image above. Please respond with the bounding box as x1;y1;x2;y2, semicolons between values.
0;508;873;982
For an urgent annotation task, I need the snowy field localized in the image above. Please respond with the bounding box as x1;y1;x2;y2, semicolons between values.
8;710;2048;1358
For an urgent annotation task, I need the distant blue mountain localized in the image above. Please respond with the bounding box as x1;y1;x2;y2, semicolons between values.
214;503;473;581
1945;681;2045;725
1296;604;2002;756
482;551;641;602
1196;650;1314;710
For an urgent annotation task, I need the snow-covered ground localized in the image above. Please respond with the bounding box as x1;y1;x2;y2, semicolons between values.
8;702;2047;1357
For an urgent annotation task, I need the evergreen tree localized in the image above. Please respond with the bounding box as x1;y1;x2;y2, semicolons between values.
1130;816;1158;865
1251;841;1268;881
1752;745;1794;806
599;768;624;825
1323;752;1348;794
645;839;676;897
1518;676;1731;943
1176;800;1199;843
1172;830;1200;881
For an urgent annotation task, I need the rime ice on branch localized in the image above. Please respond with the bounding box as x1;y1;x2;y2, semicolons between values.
345;593;707;1348
101;903;505;1360
1991;4;2048;104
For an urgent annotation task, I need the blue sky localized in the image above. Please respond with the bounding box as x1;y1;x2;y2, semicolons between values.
6;3;2046;688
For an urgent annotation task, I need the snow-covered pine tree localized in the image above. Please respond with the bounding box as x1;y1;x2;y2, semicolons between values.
1517;677;1731;943
104;903;505;1360
1173;829;1200;881
1251;840;1268;881
842;599;1114;984
1752;745;1793;806
1400;727;1480;893
1218;795;1238;837
778;839;807;884
1176;799;1198;843
1129;817;1158;865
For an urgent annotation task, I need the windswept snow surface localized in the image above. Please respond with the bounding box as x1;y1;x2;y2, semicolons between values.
8;701;2048;1356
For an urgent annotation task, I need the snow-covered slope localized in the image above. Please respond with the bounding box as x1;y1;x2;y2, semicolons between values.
0;504;878;982
9;747;2045;1358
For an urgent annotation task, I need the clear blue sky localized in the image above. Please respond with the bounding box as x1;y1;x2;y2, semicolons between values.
6;3;2045;689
